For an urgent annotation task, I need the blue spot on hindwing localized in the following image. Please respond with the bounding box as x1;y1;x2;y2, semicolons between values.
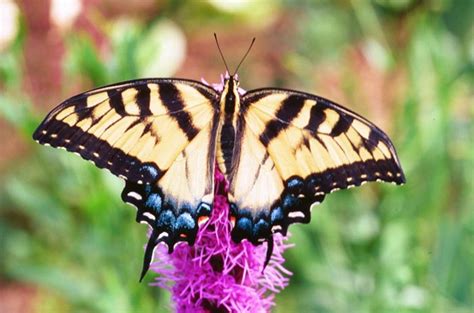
253;219;269;238
287;176;304;193
157;210;175;230
176;213;195;231
236;217;252;235
139;163;160;182
282;194;297;209
270;206;284;224
145;193;162;211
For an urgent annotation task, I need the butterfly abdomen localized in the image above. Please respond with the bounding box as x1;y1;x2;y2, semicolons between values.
218;121;235;173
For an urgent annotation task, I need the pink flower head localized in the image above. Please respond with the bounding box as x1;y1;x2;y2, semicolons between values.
150;168;292;312
201;73;246;95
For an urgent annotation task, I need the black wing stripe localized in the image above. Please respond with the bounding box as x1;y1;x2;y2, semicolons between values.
73;97;92;120
312;159;404;193
330;114;353;137
305;103;326;133
136;85;152;116
108;89;127;116
367;130;381;152
259;95;306;146
125;119;142;132
41;120;69;144
159;83;199;140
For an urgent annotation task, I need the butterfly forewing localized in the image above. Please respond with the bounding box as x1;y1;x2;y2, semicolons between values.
34;79;218;182
228;88;405;242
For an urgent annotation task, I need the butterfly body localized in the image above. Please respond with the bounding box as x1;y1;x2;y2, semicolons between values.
34;71;405;280
216;75;241;175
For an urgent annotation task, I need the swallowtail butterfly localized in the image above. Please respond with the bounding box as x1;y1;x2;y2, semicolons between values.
33;36;405;280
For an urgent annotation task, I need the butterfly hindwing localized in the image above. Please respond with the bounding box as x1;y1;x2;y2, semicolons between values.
228;88;405;243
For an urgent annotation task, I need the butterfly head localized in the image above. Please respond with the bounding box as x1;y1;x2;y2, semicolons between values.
223;69;239;79
220;74;241;115
223;72;239;87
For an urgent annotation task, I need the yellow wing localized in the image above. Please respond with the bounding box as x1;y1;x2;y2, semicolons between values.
229;89;405;244
33;79;220;279
33;79;217;184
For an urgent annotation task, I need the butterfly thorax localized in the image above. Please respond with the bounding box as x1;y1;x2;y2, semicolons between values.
216;77;241;175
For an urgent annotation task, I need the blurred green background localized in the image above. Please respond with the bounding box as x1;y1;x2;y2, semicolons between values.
0;0;472;312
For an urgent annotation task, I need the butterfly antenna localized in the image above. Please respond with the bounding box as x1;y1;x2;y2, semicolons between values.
234;37;256;76
214;33;230;74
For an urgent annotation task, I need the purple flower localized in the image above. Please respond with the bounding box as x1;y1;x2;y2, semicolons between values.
150;168;292;312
